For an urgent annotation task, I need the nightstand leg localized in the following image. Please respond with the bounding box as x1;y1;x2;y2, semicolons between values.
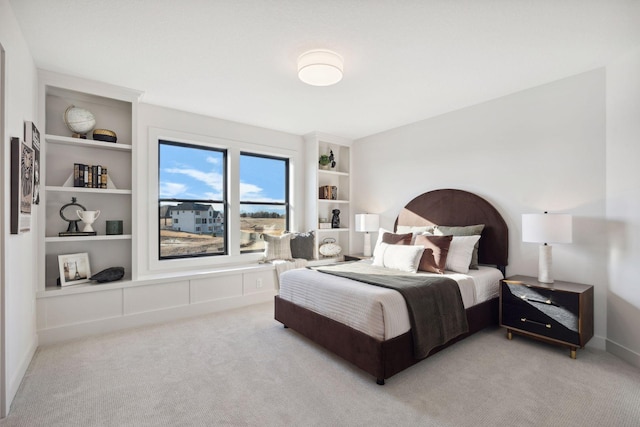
570;348;576;359
507;330;512;340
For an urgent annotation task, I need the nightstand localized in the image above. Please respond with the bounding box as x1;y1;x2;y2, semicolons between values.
500;275;594;359
343;254;372;262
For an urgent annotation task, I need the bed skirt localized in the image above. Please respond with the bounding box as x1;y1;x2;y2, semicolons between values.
274;295;499;384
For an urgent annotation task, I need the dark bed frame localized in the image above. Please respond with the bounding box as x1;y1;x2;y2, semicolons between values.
274;189;509;384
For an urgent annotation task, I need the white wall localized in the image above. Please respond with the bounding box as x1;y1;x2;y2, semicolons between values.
136;103;304;278
0;0;38;415
606;48;640;366
352;69;608;347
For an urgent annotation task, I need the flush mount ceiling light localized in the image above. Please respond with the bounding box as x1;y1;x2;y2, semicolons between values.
297;49;344;86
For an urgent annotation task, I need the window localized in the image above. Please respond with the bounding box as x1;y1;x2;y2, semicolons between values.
159;140;227;259
239;153;289;253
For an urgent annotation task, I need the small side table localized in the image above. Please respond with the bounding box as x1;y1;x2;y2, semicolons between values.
343;254;372;262
499;275;594;359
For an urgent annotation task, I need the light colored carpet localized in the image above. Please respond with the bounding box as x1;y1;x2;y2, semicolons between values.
1;301;639;426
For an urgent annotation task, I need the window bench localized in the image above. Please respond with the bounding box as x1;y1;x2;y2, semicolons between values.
36;263;277;345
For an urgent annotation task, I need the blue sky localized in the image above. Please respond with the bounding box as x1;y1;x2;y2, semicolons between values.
159;143;285;205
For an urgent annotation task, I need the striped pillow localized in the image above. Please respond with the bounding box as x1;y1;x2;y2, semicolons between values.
263;233;293;261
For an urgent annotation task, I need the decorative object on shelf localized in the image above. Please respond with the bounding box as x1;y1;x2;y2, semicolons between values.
318;150;337;170
522;212;572;283
355;213;380;257
319;185;337;200
331;209;341;228
58;252;91;286
318;218;331;229
319;154;331;170
90;266;125;283
10;137;33;234
298;49;344;86
64;105;96;138
77;210;100;233
329;150;336;168
92;128;117;143
319;237;342;257
59;197;95;236
106;220;124;235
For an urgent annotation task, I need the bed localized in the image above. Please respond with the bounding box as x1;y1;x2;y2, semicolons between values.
274;188;509;384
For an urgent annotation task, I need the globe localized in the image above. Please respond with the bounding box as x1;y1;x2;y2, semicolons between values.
64;106;96;137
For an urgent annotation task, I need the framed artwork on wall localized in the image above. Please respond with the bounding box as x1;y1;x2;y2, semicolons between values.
58;253;91;286
25;121;41;205
10;137;34;234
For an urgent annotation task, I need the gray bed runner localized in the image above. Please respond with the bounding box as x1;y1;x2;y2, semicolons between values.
313;262;469;359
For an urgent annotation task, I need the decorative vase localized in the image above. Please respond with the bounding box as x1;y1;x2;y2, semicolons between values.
331;209;341;228
77;210;100;232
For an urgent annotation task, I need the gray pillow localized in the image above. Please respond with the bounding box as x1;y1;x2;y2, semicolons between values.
434;224;485;269
289;231;315;260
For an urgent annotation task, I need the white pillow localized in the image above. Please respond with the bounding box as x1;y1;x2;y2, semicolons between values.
372;242;424;273
262;233;293;261
445;235;481;274
372;228;394;259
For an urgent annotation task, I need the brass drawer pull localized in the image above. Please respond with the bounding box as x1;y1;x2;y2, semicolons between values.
520;317;552;328
519;295;554;305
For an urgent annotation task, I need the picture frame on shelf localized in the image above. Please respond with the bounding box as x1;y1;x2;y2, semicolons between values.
58;252;91;286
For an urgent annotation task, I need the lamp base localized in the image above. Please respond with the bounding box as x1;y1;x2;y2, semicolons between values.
363;232;372;257
538;244;553;283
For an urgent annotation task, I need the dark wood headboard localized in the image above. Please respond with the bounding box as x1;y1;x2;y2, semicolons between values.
394;189;508;269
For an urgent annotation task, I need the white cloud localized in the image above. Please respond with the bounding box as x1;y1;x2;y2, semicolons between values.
165;167;223;193
206;156;220;165
240;182;282;203
160;182;187;198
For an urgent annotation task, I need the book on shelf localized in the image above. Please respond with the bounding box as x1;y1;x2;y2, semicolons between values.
319;185;338;200
73;163;109;189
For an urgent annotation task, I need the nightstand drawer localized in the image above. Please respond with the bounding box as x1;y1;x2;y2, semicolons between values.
501;301;580;345
502;282;579;313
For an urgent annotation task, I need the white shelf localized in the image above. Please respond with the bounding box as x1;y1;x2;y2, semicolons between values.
45;234;132;243
318;199;350;204
45;186;132;195
316;228;349;233
46;134;132;151
318;169;349;177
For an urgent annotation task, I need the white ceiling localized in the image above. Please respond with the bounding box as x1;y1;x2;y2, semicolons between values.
9;0;640;140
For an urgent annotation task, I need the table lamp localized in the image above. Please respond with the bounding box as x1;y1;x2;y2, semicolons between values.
355;213;379;257
522;212;572;283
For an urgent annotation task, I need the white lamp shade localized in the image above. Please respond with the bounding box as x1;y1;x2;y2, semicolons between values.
298;49;343;86
355;214;379;233
522;213;572;244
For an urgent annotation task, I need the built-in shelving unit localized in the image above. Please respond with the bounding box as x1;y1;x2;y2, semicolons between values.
304;132;353;261
38;71;141;291
33;72;281;346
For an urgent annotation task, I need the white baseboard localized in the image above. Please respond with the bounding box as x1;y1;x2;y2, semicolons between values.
37;291;275;346
606;338;640;369
6;334;37;413
587;334;607;350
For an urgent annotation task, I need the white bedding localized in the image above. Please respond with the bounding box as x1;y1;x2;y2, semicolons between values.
279;263;503;341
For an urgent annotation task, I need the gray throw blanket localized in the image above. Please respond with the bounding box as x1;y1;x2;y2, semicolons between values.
313;262;469;359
